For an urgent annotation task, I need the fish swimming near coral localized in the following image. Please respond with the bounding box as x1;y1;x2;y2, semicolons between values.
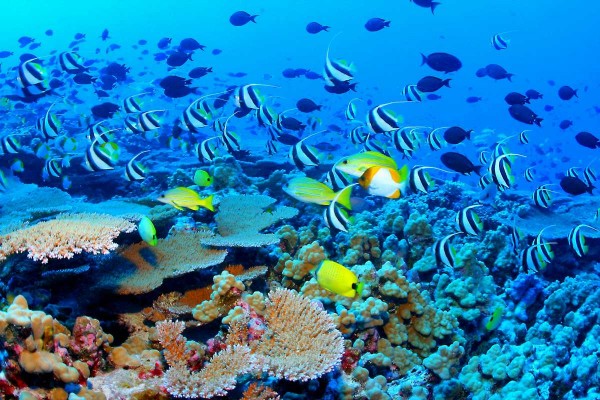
157;187;214;211
313;259;364;297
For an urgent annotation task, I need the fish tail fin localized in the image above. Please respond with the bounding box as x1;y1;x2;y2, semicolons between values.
202;194;215;212
466;130;473;140
534;118;543;127
335;185;354;210
385;21;391;27
187;53;193;61
525;97;530;104
420;53;428;66
251;15;259;23
588;185;595;194
354;282;365;296
398;164;410;182
431;2;441;13
506;73;514;82
350;82;358;91
574;89;578;98
474;165;483;176
443;79;451;88
323;26;330;32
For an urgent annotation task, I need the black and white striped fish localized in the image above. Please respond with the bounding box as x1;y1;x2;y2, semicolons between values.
123;93;146;114
324;41;354;84
345;98;360;121
1;135;22;154
195;137;219;162
532;226;555;263
401;84;423;102
265;139;278;155
509;219;523;255
59;52;86;73
366;102;405;134
212;118;226;134
221;113;242;153
427;127;447;151
18;58;45;87
489;153;525;189
180;101;211;133
478;151;489;165
289;131;323;169
568;224;599;257
324;167;352;191
39;102;61;140
350;126;368;145
478;173;493;190
409;166;451;194
84;138;119;172
138;110;164;132
257;105;278;127
566;167;580;179
88;122;117;144
21;82;49;96
519;244;547;274
323;184;355;233
456;205;484;236
234;84;270;110
434;232;462;268
532;184;558;209
124;115;143;134
524;167;535;182
125;150;150;182
584;161;597;186
391;128;419;155
363;135;391;157
519;130;530;144
43;158;63;179
491;32;510;50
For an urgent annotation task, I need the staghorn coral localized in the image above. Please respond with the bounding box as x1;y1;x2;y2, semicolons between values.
201;194;298;247
256;288;344;381
0;213;135;263
108;230;228;295
158;288;344;398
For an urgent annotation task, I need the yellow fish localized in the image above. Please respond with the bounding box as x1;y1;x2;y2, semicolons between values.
138;216;157;246
193;169;213;187
157;187;214;211
283;177;352;209
334;151;398;178
485;305;504;331
358;165;409;199
314;260;364;298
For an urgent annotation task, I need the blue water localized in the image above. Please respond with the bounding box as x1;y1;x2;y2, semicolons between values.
1;0;600;398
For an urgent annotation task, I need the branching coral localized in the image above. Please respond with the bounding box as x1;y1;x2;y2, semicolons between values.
256;288;344;381
158;289;344;398
0;213;135;263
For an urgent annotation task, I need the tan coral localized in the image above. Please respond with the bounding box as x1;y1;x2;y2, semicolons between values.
0;213;135;263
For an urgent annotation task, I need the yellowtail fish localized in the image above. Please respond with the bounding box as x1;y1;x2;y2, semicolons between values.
193;169;213;187
335;151;398;177
485;305;504;331
314;259;364;298
157;187;214;211
138;216;157;246
283;176;352;209
358;165;409;199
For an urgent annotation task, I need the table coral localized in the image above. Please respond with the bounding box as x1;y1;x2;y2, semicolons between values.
0;213;135;263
